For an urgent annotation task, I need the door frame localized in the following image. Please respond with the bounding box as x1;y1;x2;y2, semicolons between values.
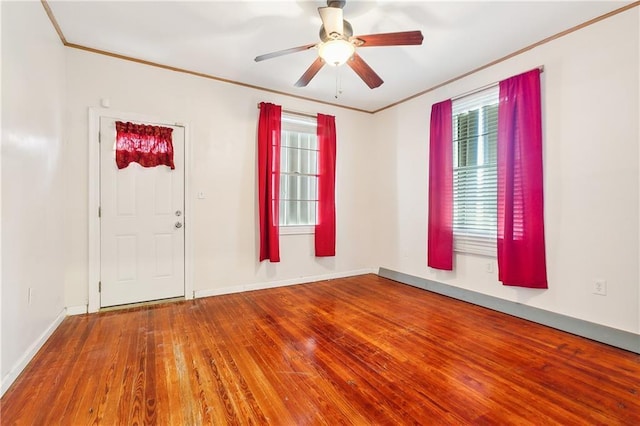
88;107;194;313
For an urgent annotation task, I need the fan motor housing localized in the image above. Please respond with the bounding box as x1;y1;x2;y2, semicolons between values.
319;20;353;41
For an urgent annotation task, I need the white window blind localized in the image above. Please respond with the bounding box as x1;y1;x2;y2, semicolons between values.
280;112;318;227
452;86;499;256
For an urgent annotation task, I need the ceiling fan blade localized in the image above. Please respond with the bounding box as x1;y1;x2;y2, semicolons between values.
318;6;344;37
295;57;325;87
352;30;424;47
254;43;317;62
347;53;383;89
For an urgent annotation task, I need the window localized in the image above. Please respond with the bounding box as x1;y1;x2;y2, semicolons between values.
452;86;499;255
279;113;318;230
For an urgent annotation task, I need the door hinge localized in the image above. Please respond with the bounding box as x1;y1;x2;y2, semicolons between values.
98;206;101;218
98;132;101;143
98;281;102;292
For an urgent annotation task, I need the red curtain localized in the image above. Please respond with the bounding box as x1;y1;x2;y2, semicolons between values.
497;69;548;288
427;100;453;270
258;102;282;262
315;114;336;257
115;121;175;170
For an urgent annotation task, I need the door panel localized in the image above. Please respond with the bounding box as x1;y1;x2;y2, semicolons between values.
116;235;137;281
100;117;185;307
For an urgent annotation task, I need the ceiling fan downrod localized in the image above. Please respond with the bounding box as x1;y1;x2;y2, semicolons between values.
327;1;346;9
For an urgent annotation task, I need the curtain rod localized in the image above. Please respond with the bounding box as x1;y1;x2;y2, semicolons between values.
451;65;544;101
256;103;317;120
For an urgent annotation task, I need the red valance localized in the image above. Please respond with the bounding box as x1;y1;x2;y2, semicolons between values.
115;121;175;170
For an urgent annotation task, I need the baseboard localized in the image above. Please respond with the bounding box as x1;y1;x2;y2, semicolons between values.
378;268;640;354
1;308;66;397
66;305;88;315
194;268;377;299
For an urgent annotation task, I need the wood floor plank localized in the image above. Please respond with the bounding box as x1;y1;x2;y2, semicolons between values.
1;274;638;424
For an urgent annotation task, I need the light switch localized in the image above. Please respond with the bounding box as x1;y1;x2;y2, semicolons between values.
197;191;205;199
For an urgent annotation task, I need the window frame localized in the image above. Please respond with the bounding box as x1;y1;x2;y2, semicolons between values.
279;112;319;234
452;86;499;257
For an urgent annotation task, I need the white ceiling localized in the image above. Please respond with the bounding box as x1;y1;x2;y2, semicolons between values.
47;0;631;112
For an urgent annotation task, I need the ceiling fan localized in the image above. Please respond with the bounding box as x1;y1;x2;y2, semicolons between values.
254;0;423;89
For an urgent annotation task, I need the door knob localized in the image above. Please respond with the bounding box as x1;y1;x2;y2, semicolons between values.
175;210;182;217
175;222;183;229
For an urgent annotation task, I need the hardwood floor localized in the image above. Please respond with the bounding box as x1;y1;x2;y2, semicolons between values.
1;274;639;424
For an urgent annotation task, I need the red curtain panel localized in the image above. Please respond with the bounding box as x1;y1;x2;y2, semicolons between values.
427;100;454;270
258;102;282;262
315;114;336;257
497;69;548;288
115;121;175;170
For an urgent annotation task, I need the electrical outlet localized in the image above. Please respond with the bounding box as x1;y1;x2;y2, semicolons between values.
486;262;494;273
593;280;607;296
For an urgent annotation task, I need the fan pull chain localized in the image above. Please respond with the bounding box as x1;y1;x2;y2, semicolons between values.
335;67;344;99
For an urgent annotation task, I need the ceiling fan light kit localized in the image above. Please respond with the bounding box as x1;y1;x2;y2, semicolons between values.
319;39;355;66
254;0;424;90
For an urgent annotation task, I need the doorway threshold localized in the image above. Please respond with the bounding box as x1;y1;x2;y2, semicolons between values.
99;296;185;313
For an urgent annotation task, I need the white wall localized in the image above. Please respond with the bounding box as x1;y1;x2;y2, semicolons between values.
376;8;639;334
64;50;380;308
1;2;67;392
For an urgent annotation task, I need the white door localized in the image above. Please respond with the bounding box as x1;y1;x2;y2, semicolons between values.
100;116;185;307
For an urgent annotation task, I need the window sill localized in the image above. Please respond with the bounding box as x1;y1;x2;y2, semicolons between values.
280;225;315;235
454;233;496;257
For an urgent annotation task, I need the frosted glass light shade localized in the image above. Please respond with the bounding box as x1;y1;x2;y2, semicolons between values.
319;40;355;66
